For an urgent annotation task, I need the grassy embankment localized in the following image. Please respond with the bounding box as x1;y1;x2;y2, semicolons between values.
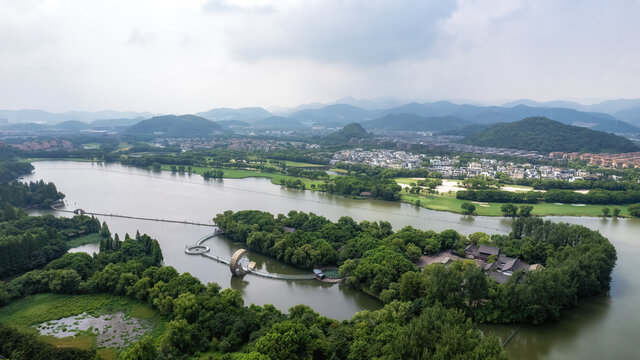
66;233;102;248
395;178;631;217
0;293;166;360
159;164;330;189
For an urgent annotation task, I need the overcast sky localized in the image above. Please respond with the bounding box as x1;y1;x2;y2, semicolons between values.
1;0;639;113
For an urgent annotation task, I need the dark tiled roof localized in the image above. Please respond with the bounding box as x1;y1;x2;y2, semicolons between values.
478;245;500;256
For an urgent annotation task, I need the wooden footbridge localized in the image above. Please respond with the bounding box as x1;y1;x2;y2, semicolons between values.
50;205;216;227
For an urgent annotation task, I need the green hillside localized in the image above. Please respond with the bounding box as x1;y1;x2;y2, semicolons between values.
124;115;222;138
325;122;372;142
362;114;470;132
463;117;639;153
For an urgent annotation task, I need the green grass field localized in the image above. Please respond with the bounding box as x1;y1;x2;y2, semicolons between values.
401;193;630;217
160;165;328;189
0;294;166;357
66;233;101;248
283;160;325;168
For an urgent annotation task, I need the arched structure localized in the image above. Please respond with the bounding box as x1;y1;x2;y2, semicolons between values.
230;249;255;276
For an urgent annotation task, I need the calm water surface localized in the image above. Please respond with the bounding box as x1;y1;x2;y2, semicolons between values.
22;161;640;359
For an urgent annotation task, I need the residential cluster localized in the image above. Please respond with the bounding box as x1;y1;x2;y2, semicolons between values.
331;149;600;181
428;156;597;180
3;139;73;152
551;151;640;169
330;149;423;169
162;137;321;152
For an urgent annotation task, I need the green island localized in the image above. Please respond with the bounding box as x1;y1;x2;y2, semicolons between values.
0;195;617;359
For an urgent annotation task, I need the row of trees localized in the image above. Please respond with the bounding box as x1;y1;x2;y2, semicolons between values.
0;180;64;208
0;160;34;182
458;187;640;206
456;189;541;203
215;210;617;326
542;189;640;205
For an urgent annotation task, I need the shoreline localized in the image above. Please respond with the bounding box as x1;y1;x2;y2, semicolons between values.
28;158;634;219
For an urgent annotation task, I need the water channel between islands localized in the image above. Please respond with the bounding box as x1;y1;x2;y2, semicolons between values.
22;161;640;360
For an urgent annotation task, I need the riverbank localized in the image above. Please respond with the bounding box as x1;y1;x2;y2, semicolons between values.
172;165;633;217
28;159;634;217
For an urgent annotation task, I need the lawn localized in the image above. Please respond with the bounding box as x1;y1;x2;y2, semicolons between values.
160;165;329;189
0;294;166;356
283;160;325;168
66;233;101;249
401;193;630;217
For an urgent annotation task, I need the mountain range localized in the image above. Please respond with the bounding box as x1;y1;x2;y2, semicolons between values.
2;97;640;135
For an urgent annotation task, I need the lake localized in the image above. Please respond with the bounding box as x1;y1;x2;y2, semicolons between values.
22;161;640;359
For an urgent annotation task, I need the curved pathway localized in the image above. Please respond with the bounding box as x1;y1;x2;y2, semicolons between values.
185;231;317;281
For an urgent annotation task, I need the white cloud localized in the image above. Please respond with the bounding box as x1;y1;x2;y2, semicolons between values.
0;0;638;113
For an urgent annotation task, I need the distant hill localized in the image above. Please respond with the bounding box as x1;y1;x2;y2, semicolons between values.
0;122;50;132
440;123;491;137
91;117;146;129
125;115;223;138
196;107;272;122
362;114;471;132
251;116;308;130
288;104;374;126
217;120;250;129
463;117;639;153
0;109;152;123
614;106;640;127
377;102;639;134
53;120;91;131
325;123;371;142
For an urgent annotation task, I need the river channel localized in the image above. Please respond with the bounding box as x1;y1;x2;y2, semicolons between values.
21;161;640;359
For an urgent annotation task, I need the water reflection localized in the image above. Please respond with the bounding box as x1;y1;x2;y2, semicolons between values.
22;161;640;359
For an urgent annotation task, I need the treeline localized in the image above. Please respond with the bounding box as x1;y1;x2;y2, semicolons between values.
0;209;100;277
0;180;64;208
334;162;442;179
529;179;640;191
457;187;640;205
0;323;97;360
319;177;402;200
0;232;163;305
0;161;33;182
285;167;329;180
542;189;640;205
215;210;616;325
456;189;541;203
0;223;506;359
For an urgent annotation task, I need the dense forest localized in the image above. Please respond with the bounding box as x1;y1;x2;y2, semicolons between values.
0;180;65;208
0;161;33;182
0;208;100;277
215;211;616;325
464;117;639;153
0;219;506;359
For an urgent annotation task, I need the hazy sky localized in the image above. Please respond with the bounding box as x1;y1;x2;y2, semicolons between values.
1;0;639;113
